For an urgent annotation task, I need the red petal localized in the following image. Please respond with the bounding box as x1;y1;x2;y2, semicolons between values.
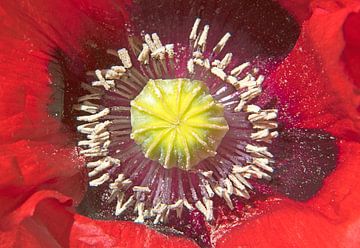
262;1;360;138
276;0;312;23
216;200;340;247
0;141;85;219
343;11;360;89
0;190;74;247
0;190;199;248
71;215;199;248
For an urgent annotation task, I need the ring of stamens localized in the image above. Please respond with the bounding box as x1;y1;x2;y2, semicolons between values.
75;18;278;223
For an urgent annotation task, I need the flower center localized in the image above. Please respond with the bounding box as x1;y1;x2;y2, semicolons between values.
130;78;228;170
75;18;279;225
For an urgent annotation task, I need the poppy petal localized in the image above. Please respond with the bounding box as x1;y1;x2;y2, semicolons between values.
0;141;85;219
70;215;199;248
0;189;199;248
343;11;360;89
276;0;312;23
262;1;360;140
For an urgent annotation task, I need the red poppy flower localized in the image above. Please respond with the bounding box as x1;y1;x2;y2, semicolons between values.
0;0;359;248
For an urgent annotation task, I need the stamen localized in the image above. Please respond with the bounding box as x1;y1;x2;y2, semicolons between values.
190;18;201;41
212;32;231;56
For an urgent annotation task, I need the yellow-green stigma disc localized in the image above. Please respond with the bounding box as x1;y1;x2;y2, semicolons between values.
130;78;229;170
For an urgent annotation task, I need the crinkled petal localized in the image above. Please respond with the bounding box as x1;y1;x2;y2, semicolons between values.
71;215;199;248
0;141;85;219
262;1;360;139
276;0;312;23
342;11;360;89
0;190;199;248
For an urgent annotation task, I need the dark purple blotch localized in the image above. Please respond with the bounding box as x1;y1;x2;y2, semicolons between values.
270;128;338;201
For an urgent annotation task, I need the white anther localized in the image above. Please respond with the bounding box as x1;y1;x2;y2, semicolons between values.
116;195;135;216
244;104;261;113
73;101;99;114
193;58;204;66
223;192;234;210
89;173;110;186
78;93;102;102
231;62;250;76
115;192;125;215
204;182;215;198
253;121;278;130
240;87;262;101
165;44;175;58
193;51;203;59
213;185;225;197
77;139;97;147
133;186;151;193
137;43;151;65
201;171;213;178
151;33;163;49
87;131;110;141
224;178;234;195
203;198;214;221
183;198;194;210
245;144;273;158
226;75;238;86
187;59;195;74
234;172;253;189
271;131;279;138
213;32;231;55
79;146;108;157
256;75;265;86
251;129;270;140
211;67;227;81
218;53;232;70
110;174;125;184
247;166;271;180
228;174;245;190
104;70;121;80
102;140;111;149
234;100;246;112
77;108;110;122
92;120;111;135
88;160;112;177
195;200;207;217
93;70;115;90
235;74;256;89
77;122;98;134
253;158;274;173
211;60;220;67
233;187;250;199
203;59;211;69
135;202;145;223
151;46;166;60
190;18;201;41
169;199;183;210
144;34;157;52
198;25;209;51
86;157;107;168
105;66;126;79
118;48;132;68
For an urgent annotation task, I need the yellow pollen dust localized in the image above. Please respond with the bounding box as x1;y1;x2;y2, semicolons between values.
130;78;229;170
